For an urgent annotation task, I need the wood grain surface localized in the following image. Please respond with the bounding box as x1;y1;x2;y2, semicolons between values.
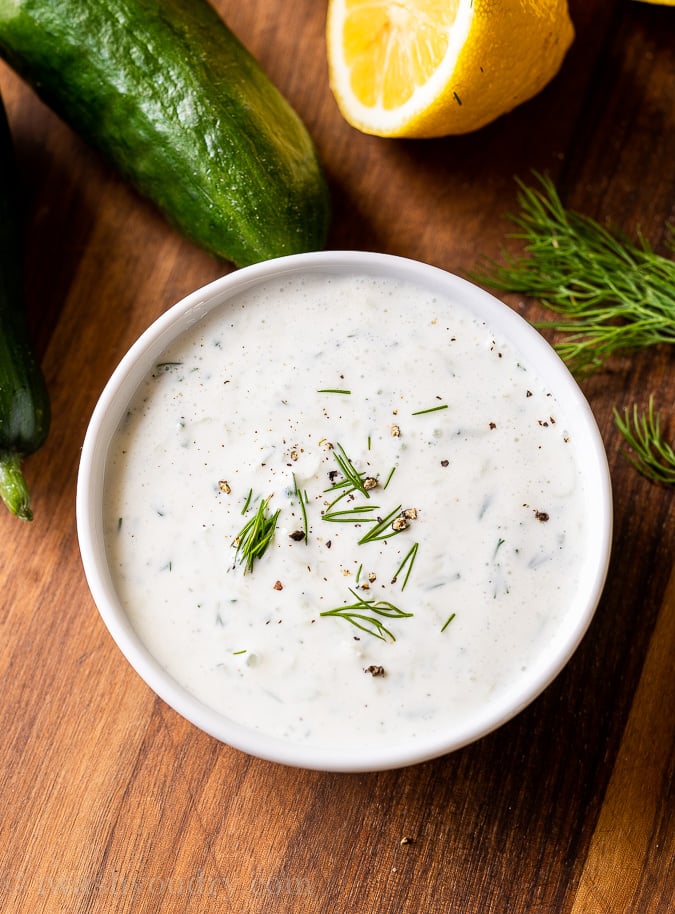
0;2;673;912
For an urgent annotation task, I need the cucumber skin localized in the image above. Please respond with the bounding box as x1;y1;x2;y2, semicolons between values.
0;0;330;267
0;93;50;520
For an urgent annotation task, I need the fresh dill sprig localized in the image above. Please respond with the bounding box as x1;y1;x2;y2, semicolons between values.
233;496;280;573
358;505;405;544
474;173;675;375
412;403;448;416
441;612;456;633
614;396;675;486
327;443;372;498
392;542;419;590
320;588;414;642
292;474;309;542
322;504;381;523
322;487;351;515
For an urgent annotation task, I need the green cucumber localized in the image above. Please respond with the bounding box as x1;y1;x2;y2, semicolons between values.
0;0;330;267
0;93;50;521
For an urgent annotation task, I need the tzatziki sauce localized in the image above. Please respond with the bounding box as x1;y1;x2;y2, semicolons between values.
103;272;590;751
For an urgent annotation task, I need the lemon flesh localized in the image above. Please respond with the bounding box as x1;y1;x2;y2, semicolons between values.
327;0;575;138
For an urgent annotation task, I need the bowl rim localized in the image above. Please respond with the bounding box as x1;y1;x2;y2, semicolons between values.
76;250;613;772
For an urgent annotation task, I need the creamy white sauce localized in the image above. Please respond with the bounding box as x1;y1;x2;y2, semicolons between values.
103;273;589;750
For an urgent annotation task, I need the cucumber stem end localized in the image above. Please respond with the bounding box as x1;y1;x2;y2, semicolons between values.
0;452;34;521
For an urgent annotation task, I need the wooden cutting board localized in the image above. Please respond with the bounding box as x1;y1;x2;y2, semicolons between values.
0;2;672;912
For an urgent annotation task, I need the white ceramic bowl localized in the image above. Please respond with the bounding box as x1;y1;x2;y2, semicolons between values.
77;251;612;772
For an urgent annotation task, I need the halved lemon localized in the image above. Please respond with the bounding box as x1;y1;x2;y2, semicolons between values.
327;0;575;137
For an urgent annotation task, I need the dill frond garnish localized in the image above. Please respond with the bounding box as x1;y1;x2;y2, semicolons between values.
441;612;456;633
233;496;280;573
392;542;419;590
322;504;381;523
475;173;675;375
326;443;372;498
320;588;413;642
322;487;351;515
614;396;675;486
292;474;309;542
412;404;448;416
357;505;405;544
